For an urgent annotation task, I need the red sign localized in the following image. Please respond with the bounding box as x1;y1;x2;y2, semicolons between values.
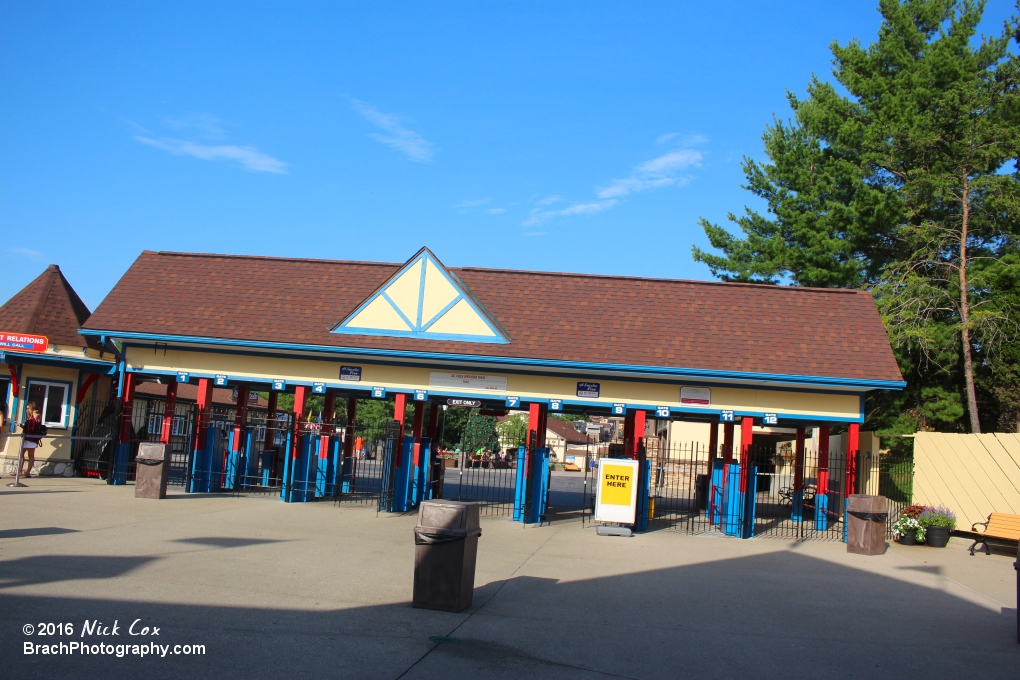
0;332;48;353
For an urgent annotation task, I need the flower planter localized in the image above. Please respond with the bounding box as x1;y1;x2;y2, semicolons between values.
925;526;950;548
898;529;917;545
442;458;458;469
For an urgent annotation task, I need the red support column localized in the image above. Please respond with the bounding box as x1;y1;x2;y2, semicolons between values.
722;423;734;464
411;401;425;466
793;428;805;492
738;416;753;492
118;372;136;446
393;393;407;465
817;425;830;499
343;397;358;459
160;378;177;445
708;423;719;458
232;386;250;452
321;393;337;456
527;403;542;448
291;385;309;463
846;422;860;496
193;378;213;454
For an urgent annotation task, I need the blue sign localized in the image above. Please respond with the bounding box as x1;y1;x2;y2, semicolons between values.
656;406;670;418
505;396;520;408
271;378;286;391
340;366;362;382
576;381;600;398
414;390;428;401
763;413;779;426
312;382;326;394
176;371;190;383
720;410;735;422
214;374;228;387
612;403;626;415
371;386;387;399
549;399;562;412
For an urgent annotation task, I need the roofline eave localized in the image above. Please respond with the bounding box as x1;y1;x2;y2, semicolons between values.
78;328;906;392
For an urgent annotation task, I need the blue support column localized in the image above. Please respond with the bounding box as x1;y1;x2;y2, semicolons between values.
709;460;724;526
415;437;433;502
721;463;742;536
513;445;527;521
741;465;758;539
280;432;293;501
224;429;240;490
239;430;256;489
391;439;414;512
111;443;130;485
636;458;651;531
207;427;224;492
529;447;550;523
318;434;341;497
815;491;830;530
792;490;804;523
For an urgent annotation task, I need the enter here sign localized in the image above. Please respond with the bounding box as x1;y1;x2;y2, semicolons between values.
594;458;640;525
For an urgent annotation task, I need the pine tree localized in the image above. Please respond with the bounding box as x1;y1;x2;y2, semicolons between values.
694;0;1020;433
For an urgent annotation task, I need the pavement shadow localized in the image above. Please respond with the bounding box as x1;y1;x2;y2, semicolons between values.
2;550;1016;679
0;527;79;540
0;555;157;589
172;537;286;549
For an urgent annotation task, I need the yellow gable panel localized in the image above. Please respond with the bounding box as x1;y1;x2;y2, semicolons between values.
347;295;411;331
421;259;460;324
424;298;497;337
385;259;423;321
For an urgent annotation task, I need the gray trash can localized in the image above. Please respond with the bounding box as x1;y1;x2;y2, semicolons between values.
413;500;481;612
135;443;171;499
846;494;888;555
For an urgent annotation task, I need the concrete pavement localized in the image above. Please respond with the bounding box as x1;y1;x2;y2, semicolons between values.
1;477;1016;679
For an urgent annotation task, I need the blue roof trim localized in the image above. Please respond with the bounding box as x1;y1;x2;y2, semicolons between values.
82;329;906;391
127;366;864;423
330;248;509;344
0;350;117;373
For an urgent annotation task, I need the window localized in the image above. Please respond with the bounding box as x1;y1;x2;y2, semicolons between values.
25;380;70;429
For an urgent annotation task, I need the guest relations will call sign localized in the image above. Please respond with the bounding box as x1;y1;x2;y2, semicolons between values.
594;458;640;525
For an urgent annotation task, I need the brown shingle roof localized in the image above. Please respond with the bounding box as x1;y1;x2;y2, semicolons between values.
545;418;590;444
82;251;903;385
0;264;99;350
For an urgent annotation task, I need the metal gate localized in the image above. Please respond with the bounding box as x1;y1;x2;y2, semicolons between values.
641;441;855;541
73;398;120;478
439;432;522;517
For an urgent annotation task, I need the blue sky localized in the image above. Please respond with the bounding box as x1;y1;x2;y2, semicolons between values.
1;1;1016;309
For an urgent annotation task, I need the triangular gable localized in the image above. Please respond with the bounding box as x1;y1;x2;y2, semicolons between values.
331;248;509;344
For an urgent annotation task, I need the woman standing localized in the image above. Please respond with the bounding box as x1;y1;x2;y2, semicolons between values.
21;401;44;478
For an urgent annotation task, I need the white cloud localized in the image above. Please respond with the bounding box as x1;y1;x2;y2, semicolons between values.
521;139;704;226
523;199;618;226
350;99;434;162
486;207;506;214
10;247;43;261
597;149;702;199
455;198;489;209
163;113;225;140
135;136;288;174
535;195;563;206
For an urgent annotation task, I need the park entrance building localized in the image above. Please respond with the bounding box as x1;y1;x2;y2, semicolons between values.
79;247;905;538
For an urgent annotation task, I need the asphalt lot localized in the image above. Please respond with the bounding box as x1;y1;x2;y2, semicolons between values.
1;476;1016;679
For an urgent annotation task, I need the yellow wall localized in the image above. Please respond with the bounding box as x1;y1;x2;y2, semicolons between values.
2;363;79;468
126;346;863;422
913;432;1020;528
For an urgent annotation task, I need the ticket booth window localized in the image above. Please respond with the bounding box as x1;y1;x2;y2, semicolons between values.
26;380;70;429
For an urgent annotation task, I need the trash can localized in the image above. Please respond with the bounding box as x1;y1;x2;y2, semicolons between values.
135;442;171;499
413;500;482;613
846;494;888;555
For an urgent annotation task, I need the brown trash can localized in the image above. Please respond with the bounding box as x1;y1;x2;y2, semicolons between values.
846;494;888;555
135;443;171;499
413;500;481;613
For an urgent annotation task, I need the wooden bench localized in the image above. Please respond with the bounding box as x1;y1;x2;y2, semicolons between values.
967;512;1020;555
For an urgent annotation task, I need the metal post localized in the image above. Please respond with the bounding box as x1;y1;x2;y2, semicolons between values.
161;378;177;445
